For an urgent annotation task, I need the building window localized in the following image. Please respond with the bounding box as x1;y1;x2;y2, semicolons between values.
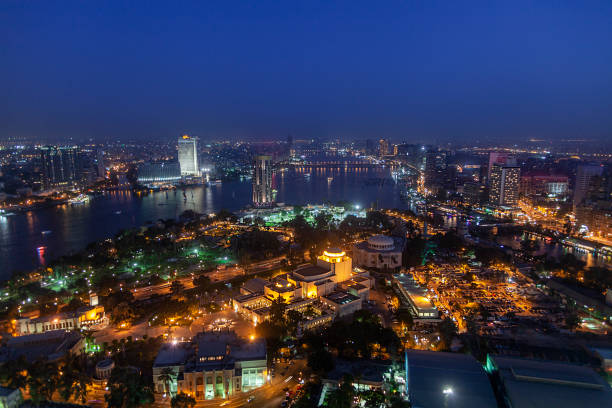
216;376;223;384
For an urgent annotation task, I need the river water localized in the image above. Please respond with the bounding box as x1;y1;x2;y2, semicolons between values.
0;166;404;278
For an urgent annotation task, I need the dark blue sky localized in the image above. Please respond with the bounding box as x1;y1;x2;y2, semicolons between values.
1;1;611;143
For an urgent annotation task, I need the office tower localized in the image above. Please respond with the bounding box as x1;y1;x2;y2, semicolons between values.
573;164;603;207
424;150;447;193
252;155;273;206
489;164;520;206
487;152;516;180
463;182;486;205
378;139;389;157
96;149;105;179
40;146;82;190
178;135;200;176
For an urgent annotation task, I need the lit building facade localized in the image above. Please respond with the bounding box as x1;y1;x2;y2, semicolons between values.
137;162;181;187
233;248;370;327
153;332;267;400
40;146;83;190
252;155;273;206
16;305;107;335
489;164;520;206
378;139;389;157
178;135;200;176
353;235;405;270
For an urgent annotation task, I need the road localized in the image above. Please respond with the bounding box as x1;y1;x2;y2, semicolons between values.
131;257;285;300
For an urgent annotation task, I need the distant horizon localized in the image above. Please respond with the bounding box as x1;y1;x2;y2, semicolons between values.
2;1;611;144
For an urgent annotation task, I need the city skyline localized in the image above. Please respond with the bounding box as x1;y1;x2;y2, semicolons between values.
1;1;612;143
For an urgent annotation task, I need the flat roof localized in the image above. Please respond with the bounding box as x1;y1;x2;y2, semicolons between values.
154;342;193;367
293;265;331;278
1;330;82;363
393;274;437;312
492;355;612;407
406;350;497;408
323;291;360;305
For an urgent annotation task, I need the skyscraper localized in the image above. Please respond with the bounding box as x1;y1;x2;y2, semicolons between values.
40;146;82;190
489;164;520;206
424;150;447;193
487;152;516;180
178;135;200;176
573;164;603;207
252;155;273;206
96;149;106;179
378;139;389;157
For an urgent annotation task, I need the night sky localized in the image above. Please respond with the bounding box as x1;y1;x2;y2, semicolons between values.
1;1;611;143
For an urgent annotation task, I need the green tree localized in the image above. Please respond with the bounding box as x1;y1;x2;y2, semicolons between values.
269;296;287;324
193;275;211;292
307;349;334;374
360;389;385;408
111;301;137;328
170;280;184;297
0;355;28;390
396;309;414;331
105;366;154;408
158;367;175;396
27;359;60;404
438;317;458;350
171;392;196;408
58;354;91;404
324;375;355;408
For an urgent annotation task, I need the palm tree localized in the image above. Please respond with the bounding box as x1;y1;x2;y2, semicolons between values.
158;367;175;397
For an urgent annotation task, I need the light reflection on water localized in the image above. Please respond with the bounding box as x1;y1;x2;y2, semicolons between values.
0;166;402;278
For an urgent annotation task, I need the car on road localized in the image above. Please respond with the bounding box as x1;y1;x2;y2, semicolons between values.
247;396;255;403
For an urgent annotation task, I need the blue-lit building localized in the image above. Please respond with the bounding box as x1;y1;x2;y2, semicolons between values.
137;162;181;187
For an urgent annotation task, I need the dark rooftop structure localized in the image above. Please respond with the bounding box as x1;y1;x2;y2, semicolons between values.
0;330;83;363
406;350;497;408
489;355;612;408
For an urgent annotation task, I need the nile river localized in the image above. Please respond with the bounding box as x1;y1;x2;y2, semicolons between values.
0;166;404;278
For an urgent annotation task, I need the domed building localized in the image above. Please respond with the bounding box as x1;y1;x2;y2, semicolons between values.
352;235;405;270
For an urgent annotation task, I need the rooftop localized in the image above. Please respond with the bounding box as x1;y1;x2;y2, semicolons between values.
0;330;83;363
242;278;270;294
153;342;193;367
406;350;497;408
293;265;332;280
323;291;360;305
492;355;612;408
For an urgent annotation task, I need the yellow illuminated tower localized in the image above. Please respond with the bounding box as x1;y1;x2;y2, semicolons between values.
317;248;352;283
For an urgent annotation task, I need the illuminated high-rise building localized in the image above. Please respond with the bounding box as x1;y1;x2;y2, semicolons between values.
573;164;603;207
252;155;273;206
489;164;520;206
40;146;82;190
378;139;389;157
177;135;200;176
487;152;516;181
